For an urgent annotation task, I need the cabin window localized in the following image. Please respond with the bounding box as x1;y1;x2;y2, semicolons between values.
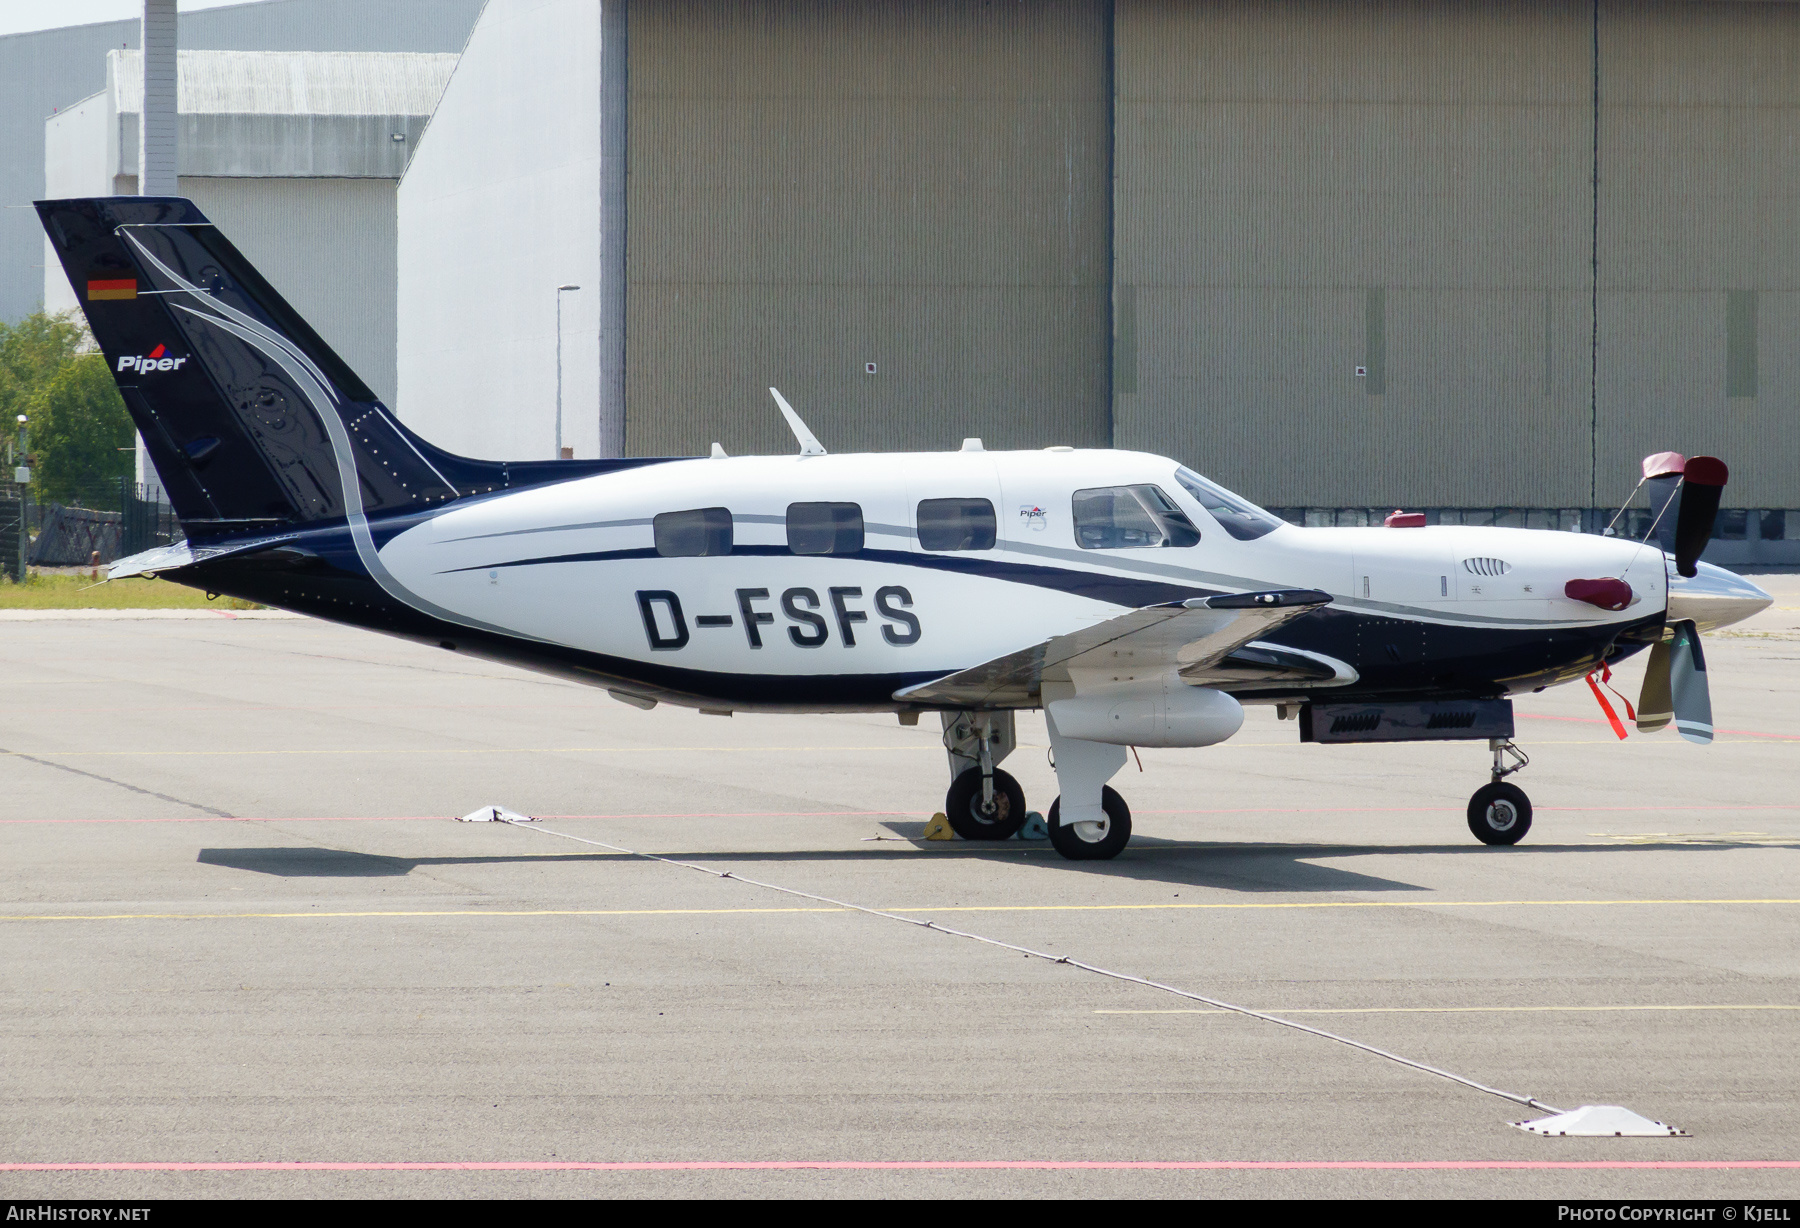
786;502;864;555
917;498;997;551
1072;485;1200;549
1173;467;1283;542
654;507;733;557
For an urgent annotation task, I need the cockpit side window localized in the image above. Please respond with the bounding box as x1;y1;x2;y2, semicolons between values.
1071;485;1201;549
1173;467;1283;542
787;502;864;555
917;498;997;551
654;507;733;557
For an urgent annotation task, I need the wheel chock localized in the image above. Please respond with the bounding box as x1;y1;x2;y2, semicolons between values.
1017;811;1048;840
922;812;956;840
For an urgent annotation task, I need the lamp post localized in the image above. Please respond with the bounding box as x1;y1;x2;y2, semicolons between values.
555;284;581;459
12;414;25;583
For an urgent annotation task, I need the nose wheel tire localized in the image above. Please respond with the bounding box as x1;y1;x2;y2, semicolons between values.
1046;787;1132;860
1468;781;1532;846
944;766;1028;840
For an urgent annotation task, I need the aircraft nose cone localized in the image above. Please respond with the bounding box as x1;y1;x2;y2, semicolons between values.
1667;561;1773;632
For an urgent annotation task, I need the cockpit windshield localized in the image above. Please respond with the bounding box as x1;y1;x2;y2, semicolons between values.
1172;467;1284;542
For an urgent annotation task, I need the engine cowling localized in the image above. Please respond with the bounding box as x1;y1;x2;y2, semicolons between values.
1048;678;1244;748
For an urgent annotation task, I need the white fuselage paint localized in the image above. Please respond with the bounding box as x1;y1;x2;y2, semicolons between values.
373;448;1676;705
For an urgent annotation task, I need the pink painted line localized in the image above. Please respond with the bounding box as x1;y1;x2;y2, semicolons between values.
1519;712;1800;741
5;1160;1799;1172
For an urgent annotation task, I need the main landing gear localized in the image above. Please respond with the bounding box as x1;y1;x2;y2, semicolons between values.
939;710;1136;861
941;712;1028;840
1468;737;1532;846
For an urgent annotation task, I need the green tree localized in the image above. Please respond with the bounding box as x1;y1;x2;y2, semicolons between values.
27;352;133;506
0;311;87;429
0;311;134;506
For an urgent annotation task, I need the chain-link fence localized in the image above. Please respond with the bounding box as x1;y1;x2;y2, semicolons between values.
0;481;26;582
0;477;182;574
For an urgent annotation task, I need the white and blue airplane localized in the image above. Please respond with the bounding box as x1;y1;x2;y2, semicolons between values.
41;197;1774;859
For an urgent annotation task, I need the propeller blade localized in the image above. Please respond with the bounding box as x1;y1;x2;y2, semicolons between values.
1668;619;1713;744
1672;456;1728;578
1636;638;1673;733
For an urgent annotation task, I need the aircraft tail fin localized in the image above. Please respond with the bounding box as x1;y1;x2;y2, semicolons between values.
37;196;651;543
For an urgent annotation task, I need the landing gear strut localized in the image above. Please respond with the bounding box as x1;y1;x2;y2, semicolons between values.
1467;737;1532;846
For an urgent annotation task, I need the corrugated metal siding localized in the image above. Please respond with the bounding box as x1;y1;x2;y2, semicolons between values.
115;111;435;178
109;49;458;116
625;0;1112;458
1596;0;1800;510
1113;0;1596;509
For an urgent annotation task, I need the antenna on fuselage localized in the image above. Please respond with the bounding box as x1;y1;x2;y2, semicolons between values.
769;387;826;457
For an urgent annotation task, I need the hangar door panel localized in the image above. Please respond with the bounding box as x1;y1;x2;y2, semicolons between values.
626;0;1112;459
1111;0;1595;510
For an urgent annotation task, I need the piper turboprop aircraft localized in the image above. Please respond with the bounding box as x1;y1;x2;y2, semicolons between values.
41;197;1774;859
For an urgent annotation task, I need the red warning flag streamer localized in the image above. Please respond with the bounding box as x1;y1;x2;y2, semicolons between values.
1585;662;1636;740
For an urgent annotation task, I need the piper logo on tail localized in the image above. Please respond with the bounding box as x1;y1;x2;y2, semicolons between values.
118;345;187;374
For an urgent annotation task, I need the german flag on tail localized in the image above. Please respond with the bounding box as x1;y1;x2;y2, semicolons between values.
86;277;136;301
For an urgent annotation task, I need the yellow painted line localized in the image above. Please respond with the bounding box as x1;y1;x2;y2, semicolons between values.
0;907;844;922
3;898;1798;922
1096;1004;1800;1016
895;898;1800;913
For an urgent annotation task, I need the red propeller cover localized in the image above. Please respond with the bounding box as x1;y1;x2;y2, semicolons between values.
1565;578;1633;612
1641;451;1686;480
1682;455;1728;488
1384;510;1426;528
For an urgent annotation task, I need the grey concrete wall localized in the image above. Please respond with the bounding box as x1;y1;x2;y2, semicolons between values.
624;0;1113;459
1112;0;1597;510
0;0;482;323
1595;0;1800;510
396;0;607;462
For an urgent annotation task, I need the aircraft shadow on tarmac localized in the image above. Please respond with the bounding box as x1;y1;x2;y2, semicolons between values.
195;835;1777;894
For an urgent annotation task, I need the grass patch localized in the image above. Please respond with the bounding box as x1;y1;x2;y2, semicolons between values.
0;573;263;610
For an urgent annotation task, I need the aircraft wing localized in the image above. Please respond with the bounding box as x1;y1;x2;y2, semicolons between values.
894;589;1335;708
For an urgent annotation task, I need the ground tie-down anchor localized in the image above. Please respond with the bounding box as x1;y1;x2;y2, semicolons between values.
1510;1106;1689;1137
456;805;537;823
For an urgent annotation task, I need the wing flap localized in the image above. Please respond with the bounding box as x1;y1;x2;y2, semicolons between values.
895;588;1332;708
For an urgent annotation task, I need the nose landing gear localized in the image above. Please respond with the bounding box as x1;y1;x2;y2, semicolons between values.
1468;737;1532;845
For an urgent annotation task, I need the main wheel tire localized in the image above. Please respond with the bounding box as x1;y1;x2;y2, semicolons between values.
1467;781;1532;846
944;767;1028;840
1046;786;1132;860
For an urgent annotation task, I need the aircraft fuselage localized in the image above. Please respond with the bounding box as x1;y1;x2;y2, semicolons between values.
175;448;1679;713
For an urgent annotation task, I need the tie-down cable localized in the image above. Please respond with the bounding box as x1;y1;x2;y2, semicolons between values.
502;818;1565;1117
